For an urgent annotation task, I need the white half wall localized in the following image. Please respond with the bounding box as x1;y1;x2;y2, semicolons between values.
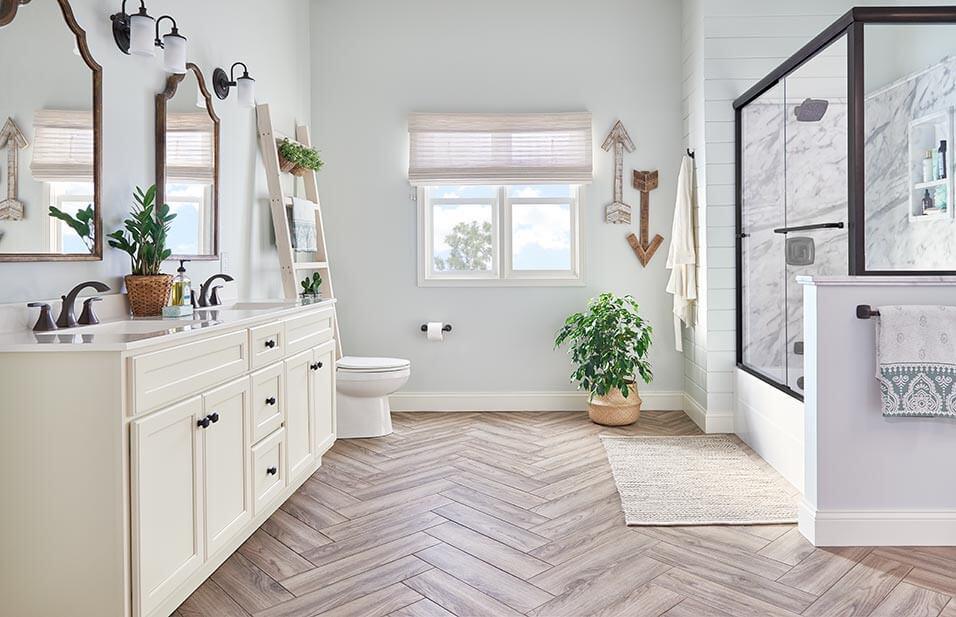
800;276;956;546
311;0;686;400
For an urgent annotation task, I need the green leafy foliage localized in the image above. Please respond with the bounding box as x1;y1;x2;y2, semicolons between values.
554;293;653;398
300;272;323;295
279;139;324;172
48;203;95;251
106;185;176;275
433;220;493;272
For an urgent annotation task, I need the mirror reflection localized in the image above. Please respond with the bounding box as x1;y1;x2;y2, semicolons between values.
157;63;219;258
0;0;100;258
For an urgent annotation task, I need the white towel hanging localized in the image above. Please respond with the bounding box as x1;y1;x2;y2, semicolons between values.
665;154;698;352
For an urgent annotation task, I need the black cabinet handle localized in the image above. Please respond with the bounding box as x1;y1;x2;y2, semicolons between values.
208;412;220;424
266;466;277;476
197;416;211;429
264;339;276;349
310;362;320;371
265;397;276;406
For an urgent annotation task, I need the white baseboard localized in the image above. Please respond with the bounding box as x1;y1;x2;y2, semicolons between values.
799;499;956;546
389;390;685;412
682;394;733;434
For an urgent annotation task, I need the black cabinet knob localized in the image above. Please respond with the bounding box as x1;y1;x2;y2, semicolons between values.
265;397;276;406
264;339;276;349
266;466;277;476
197;416;211;429
310;362;320;371
317;361;323;369
208;412;220;424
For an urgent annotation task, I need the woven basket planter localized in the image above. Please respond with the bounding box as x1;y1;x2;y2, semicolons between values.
290;165;311;177
125;274;173;317
588;384;642;426
278;154;296;174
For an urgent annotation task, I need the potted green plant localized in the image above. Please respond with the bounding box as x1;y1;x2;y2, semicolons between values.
48;204;95;252
555;292;653;426
106;185;177;317
300;272;323;302
277;138;324;177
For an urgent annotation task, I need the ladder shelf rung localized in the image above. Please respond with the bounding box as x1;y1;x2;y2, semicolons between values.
293;261;329;270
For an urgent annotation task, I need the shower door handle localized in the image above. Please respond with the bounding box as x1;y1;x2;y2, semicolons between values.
772;222;844;234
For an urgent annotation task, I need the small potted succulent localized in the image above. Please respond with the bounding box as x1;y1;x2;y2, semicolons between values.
555;293;653;426
107;185;176;317
277;138;324;177
300;272;323;302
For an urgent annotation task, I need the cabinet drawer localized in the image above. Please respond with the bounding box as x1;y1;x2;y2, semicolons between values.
284;308;334;356
249;321;285;369
252;428;285;515
130;330;248;415
251;364;284;443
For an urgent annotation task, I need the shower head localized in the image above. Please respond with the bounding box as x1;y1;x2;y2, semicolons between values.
794;98;829;122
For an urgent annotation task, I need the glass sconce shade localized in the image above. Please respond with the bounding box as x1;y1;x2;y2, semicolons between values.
162;32;187;74
237;76;256;108
129;12;156;56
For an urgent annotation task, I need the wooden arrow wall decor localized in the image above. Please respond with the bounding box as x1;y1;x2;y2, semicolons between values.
601;120;635;224
0;117;28;221
626;169;664;267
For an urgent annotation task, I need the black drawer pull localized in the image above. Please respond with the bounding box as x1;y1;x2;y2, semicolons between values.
265;397;276;406
266;466;277;476
264;339;277;349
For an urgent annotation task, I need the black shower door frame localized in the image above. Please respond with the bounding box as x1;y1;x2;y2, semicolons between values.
733;6;956;399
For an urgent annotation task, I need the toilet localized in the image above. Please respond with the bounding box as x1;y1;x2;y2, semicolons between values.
335;356;410;438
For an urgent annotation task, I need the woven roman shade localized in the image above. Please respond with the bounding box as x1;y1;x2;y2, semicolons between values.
166;112;215;182
408;112;593;185
30;110;93;182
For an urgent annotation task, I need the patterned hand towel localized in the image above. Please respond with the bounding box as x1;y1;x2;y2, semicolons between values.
876;305;956;417
288;197;318;252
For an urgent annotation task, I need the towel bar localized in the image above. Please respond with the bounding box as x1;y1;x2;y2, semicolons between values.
856;304;880;319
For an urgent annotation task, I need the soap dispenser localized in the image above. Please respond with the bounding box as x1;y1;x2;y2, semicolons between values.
163;260;194;317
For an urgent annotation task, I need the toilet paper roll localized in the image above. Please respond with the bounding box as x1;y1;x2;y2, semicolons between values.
426;322;445;342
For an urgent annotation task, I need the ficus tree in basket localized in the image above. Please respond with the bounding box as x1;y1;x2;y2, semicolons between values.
106;185;176;275
554;293;653;399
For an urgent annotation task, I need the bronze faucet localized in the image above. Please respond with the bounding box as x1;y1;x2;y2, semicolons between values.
56;281;111;328
198;274;234;307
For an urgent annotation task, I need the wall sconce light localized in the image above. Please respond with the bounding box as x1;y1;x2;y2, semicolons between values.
110;1;188;74
213;63;256;108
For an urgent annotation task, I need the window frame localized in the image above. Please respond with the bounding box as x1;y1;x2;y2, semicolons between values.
417;185;584;287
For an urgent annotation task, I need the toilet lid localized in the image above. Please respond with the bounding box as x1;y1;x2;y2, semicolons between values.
337;356;410;372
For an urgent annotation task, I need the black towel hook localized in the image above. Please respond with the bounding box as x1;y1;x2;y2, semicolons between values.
686;148;695;159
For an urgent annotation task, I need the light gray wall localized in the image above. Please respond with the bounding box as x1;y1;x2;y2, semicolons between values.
311;0;684;395
0;0;312;302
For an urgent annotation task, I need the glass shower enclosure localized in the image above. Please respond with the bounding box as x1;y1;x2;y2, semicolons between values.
735;7;956;398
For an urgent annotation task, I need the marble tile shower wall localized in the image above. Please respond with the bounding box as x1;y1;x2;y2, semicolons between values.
865;56;956;270
741;100;848;389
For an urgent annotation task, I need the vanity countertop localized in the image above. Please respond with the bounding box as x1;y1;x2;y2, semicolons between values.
0;299;336;353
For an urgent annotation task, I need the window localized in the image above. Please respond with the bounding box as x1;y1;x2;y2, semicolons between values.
409;112;591;286
419;184;582;285
46;181;94;253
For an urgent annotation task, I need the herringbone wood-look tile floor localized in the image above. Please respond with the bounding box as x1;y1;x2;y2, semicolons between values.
175;411;956;617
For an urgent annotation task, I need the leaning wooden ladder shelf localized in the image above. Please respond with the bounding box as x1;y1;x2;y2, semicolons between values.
256;102;341;358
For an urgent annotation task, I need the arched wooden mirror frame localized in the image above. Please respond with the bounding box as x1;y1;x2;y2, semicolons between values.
0;0;103;262
156;62;221;260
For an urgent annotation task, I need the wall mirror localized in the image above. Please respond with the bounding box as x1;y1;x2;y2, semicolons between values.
156;62;220;259
0;0;102;261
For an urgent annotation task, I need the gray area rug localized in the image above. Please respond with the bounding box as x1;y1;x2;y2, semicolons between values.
601;435;798;525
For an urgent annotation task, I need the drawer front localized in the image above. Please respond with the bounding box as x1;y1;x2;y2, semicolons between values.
284;308;334;356
130;330;248;415
251;364;284;443
249;321;285;369
252;428;286;515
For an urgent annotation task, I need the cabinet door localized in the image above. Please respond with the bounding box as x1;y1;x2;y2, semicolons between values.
131;397;204;617
311;340;337;456
202;377;252;556
284;349;315;481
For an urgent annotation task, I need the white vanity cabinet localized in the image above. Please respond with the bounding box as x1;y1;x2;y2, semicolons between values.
0;300;337;617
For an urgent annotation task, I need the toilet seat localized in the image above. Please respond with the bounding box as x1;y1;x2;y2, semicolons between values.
337;356;410;374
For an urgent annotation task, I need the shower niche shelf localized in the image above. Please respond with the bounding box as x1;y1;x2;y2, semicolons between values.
908;110;953;222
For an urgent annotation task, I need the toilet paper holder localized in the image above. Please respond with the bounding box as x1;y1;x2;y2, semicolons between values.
420;323;453;333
